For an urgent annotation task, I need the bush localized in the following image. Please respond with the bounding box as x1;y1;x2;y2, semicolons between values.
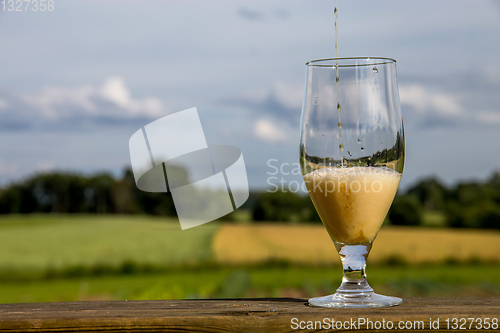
252;191;316;223
407;177;449;211
446;201;500;229
388;195;423;226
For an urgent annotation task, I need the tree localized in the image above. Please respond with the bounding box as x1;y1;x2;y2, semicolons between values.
407;177;448;211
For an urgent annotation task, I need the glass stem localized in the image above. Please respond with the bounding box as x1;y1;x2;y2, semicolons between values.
334;243;374;295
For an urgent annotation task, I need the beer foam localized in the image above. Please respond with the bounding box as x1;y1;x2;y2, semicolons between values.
304;166;401;244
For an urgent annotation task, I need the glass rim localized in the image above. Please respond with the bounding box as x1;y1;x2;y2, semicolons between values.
306;57;396;67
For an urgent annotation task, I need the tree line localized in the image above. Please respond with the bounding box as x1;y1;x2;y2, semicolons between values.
252;172;500;229
0;169;499;229
0;170;176;216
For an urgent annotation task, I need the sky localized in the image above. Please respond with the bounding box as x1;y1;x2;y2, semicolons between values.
0;0;499;191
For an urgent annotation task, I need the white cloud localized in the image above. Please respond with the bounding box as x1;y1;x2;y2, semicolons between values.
399;84;462;116
24;85;96;119
100;77;164;118
398;83;500;128
1;77;167;130
272;82;304;111
254;118;287;143
101;77;130;109
477;112;500;125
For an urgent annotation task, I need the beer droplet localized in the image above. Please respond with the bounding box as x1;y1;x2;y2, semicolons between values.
357;139;362;143
347;151;352;156
373;67;378;73
339;143;344;151
337;103;341;112
338;122;342;128
361;147;364;150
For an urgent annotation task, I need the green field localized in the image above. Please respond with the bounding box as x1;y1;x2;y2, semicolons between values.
1;265;499;304
0;214;217;276
0;215;500;304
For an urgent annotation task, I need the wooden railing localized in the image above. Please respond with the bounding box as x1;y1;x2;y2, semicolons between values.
0;298;499;332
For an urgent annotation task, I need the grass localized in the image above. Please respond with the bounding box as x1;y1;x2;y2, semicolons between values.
0;214;218;274
422;211;447;227
1;214;500;304
0;264;499;303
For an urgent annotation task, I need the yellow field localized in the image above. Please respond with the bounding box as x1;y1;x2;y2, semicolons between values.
212;224;500;265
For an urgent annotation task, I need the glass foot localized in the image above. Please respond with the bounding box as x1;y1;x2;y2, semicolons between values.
308;292;402;308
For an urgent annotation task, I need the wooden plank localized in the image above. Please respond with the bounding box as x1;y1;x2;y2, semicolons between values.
0;298;498;332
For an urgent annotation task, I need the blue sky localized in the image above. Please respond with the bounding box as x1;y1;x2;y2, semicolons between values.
0;0;499;190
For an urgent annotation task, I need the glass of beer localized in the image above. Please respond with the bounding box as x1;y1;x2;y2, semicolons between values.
300;57;404;307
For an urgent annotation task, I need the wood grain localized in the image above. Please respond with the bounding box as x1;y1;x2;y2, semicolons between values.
0;298;498;332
